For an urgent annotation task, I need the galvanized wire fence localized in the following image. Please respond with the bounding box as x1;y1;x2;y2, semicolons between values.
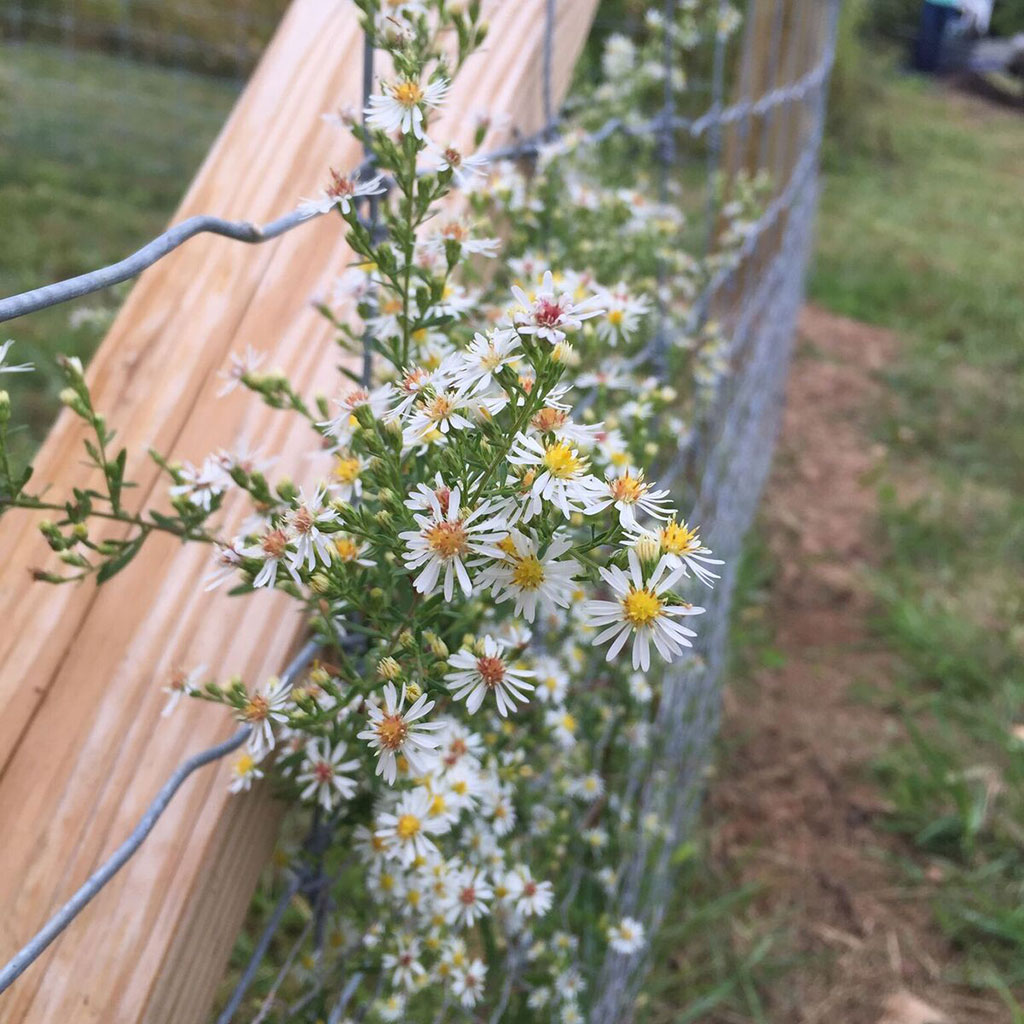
0;0;839;1017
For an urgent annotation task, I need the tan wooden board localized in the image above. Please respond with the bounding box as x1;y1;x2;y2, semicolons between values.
0;0;598;1020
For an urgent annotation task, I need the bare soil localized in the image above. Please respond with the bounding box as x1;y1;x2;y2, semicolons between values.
705;306;1006;1024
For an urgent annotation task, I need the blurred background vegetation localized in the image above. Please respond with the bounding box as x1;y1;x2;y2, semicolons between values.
1;0;1022;1018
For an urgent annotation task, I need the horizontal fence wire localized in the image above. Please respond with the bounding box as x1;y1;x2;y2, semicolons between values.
0;53;830;325
0;0;840;1014
0;639;320;996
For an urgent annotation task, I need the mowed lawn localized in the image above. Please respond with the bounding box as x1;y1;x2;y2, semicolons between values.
0;42;239;458
812;67;1024;999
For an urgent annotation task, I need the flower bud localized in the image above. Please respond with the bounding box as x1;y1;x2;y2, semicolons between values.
633;530;661;565
405;682;423;702
398;629;415;650
309;572;330;594
57;354;84;378
0;390;9;422
59;387;79;408
377;656;401;680
424;632;448;658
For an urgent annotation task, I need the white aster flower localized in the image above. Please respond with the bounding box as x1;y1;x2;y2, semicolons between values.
608;916;646;954
400;484;506;601
357;682;442;784
510;270;603;344
594;282;651;344
476;528;581;622
445;635;535;717
216;344;264;397
532;655;570;704
298;168;386;218
286;486;338;573
425;138;489;187
204;541;245;591
402;389;475;446
376;788;448;865
238;676;292;756
319;384;393;446
227;750;265;794
452;958;487;1008
577;360;635;392
504;865;553;917
545;706;579;748
239;526;299;589
570;772;605;801
426;218;500;257
643;518;724;587
332;533;375;567
444;866;493;928
583;549;705;671
296;739;359;811
161;664;205;717
445;329;521;395
584;466;676;529
507;432;601;521
329;451;367;503
365;76;449;139
527;405;604;448
168;455;228;511
382;936;427;990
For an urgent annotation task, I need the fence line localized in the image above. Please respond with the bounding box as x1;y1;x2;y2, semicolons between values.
0;0;838;1017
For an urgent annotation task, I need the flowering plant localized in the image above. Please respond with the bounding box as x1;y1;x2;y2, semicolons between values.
0;0;750;1018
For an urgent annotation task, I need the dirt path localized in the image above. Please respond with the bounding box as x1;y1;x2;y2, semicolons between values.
706;307;1005;1024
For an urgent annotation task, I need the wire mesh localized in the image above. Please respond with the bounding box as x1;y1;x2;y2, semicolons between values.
0;0;839;1017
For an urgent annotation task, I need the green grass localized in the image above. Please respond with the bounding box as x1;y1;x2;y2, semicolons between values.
0;42;238;458
811;53;1024;1004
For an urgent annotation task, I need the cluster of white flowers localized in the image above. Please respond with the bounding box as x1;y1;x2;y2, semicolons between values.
0;1;757;1018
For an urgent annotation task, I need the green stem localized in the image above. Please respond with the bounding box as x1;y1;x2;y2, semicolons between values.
2;496;218;544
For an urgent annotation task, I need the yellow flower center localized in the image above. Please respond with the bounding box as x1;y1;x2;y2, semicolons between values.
511;554;546;589
661;520;699;555
425;520;469;559
426;394;454;421
375;712;409;751
609;473;645;504
543;442;584;479
608;309;624;326
234;753;254;776
243;695;269;723
532;407;568;433
334;456;361;483
429;793;447;816
622;587;662;627
560;713;577;732
396;813;422;840
335;537;360;562
392;80;424;107
476;655;506;688
497;534;520;558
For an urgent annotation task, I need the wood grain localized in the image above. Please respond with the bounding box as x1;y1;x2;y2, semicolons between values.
0;1;597;1021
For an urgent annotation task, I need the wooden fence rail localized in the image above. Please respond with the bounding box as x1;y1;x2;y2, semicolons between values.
0;1;597;1019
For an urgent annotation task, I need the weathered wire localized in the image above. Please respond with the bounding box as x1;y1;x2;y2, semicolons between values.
0;54;829;326
0;638;320;995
